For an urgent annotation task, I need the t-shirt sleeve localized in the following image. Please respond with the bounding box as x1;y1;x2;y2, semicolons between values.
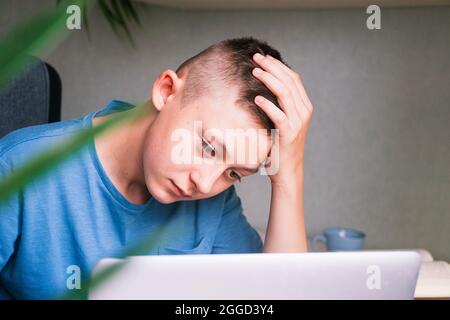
0;159;21;272
211;185;264;254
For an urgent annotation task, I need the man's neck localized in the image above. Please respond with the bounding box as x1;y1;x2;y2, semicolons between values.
93;101;157;205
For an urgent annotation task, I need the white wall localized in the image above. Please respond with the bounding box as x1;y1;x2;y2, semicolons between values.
1;2;449;260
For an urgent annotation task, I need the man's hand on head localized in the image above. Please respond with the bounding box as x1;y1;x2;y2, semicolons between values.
251;53;314;186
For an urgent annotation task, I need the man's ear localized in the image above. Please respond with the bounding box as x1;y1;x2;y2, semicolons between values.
151;69;182;111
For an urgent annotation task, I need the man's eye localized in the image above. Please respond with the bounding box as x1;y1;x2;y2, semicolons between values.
229;170;241;182
202;137;215;157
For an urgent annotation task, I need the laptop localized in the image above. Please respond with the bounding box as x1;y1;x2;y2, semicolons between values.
88;250;421;300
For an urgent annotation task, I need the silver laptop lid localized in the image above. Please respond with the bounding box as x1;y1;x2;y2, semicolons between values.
89;251;421;300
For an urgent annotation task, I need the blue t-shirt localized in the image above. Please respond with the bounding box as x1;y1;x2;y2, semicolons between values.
0;100;263;299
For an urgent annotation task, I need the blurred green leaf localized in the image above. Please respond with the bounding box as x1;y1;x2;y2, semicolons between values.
120;0;141;26
62;0;141;46
0;106;146;203
110;0;134;46
0;0;153;300
0;0;88;88
59;223;170;300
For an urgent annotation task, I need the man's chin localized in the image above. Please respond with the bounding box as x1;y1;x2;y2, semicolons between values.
154;196;175;204
147;182;176;204
148;188;170;204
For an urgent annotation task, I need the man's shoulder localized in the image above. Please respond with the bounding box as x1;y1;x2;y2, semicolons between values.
0;116;87;167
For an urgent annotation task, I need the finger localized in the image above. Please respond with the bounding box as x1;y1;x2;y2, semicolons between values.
255;53;312;120
252;67;300;123
291;71;314;113
253;95;293;132
290;72;312;123
264;54;298;80
265;54;313;114
276;64;314;115
253;53;303;120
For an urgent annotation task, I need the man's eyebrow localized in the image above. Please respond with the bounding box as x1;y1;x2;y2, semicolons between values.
208;132;263;173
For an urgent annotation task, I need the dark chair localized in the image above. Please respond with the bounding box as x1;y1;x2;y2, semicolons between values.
0;57;62;138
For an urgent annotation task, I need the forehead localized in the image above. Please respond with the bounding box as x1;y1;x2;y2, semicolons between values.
188;86;257;128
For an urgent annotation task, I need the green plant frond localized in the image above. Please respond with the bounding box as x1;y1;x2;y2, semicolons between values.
0;0;88;88
98;0;119;38
59;222;174;300
110;0;135;45
97;0;138;46
55;0;140;45
0;105;148;203
119;0;141;26
0;0;147;300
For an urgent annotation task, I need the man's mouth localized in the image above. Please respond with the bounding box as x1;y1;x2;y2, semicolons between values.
170;179;191;198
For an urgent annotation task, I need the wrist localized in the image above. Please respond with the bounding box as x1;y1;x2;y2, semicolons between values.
270;169;303;190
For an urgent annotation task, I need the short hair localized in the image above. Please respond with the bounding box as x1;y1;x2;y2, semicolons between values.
176;37;287;133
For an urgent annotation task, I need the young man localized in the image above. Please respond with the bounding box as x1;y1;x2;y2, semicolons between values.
0;37;313;299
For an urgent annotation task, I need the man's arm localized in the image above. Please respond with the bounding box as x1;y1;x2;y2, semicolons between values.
264;165;307;252
251;53;314;253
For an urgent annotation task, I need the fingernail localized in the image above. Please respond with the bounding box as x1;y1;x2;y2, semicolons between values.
255;96;264;103
253;67;262;75
266;54;274;60
253;53;264;61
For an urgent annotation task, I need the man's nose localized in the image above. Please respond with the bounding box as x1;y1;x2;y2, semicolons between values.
191;165;225;195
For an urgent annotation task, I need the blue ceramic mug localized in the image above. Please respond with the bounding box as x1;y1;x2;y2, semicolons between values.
311;227;366;251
